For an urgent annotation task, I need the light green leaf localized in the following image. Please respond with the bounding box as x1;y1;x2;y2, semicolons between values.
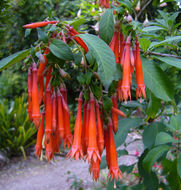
149;36;181;49
99;9;114;44
25;29;31;37
78;34;116;90
153;56;181;70
142;26;165;32
142;56;174;101
155;132;177;145
0;49;30;71
143;145;170;173
139;38;151;51
49;39;74;61
37;28;48;42
114;118;143;147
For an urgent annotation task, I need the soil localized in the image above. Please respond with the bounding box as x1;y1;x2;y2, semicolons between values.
0;132;143;190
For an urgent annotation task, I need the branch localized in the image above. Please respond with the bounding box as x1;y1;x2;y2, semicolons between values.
137;0;152;19
140;50;181;59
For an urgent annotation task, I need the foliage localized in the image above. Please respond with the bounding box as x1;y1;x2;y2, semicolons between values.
0;96;36;157
0;0;181;189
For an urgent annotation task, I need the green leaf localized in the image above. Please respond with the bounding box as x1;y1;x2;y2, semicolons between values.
149;36;181;49
117;0;132;11
99;9;114;44
153;56;181;70
100;155;107;169
37;28;48;42
143;123;158;149
155;132;177;145
25;29;31;37
138;38;151;52
50;39;74;61
78;34;117;90
143;145;170;173
177;154;181;179
142;26;166;32
142;56;174;102
0;49;30;71
114;118;143;147
103;96;112;111
146;91;161;119
168;114;181;133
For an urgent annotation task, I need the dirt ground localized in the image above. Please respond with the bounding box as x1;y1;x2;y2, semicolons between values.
0;132;143;190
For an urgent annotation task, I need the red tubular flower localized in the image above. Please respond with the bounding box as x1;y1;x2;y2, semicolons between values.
32;62;41;128
52;129;59;154
135;40;146;99
90;159;100;181
109;31;119;63
130;47;135;75
45;84;52;144
43;67;52;103
112;95;118;134
119;33;125;65
45;134;53;161
121;35;131;102
104;127;110;169
37;54;47;83
35;111;45;158
62;90;73;149
28;67;33;122
95;103;104;155
57;89;64;141
87;93;101;163
23;20;58;29
66;92;84;160
82;101;88;155
99;0;110;8
112;107;126;118
52;91;57;133
38;76;44;105
107;119;123;181
117;79;123;102
69;27;88;53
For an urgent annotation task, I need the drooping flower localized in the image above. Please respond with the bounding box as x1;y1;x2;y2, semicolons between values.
90;159;100;181
82;101;88;155
107;119;123;181
52;91;57;133
28;67;33;122
32;62;41;128
66;92;84;160
135;39;146;99
121;35;131;102
35;111;45;157
111;94;118;134
95;102;104;155
87;93;101;163
99;0;110;8
109;31;119;64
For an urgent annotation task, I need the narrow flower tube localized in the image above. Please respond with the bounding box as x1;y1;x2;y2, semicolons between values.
38;76;44;105
45;84;52;144
95;103;104;155
32;62;41;128
66;92;84;160
104;127;110;169
63;90;73;149
43;67;52;103
57;89;64;141
35;111;45;158
135;40;146;99
121;35;131;102
69;27;88;53
119;33;125;64
87;93;101;163
82;101;88;155
114;32;120;64
107;119;123;181
52;129;59;154
28;67;33;122
52;91;57;133
37;54;47;83
117;79;123;102
45;134;53;161
112;107;126;118
23;20;58;29
112;95;118;134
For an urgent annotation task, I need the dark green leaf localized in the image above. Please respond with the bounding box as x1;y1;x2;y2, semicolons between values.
78;34;117;90
143;145;170;173
50;39;74;61
143;123;158;149
177;154;181;179
142;56;174;101
25;29;31;37
0;49;30;71
114;118;143;147
155;132;177;145
153;56;181;70
100;155;107;169
99;9;114;44
37;28;48;42
142;26;166;32
167;114;181;133
119;165;134;174
103;97;112;111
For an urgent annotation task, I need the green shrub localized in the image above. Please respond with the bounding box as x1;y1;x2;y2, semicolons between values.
0;95;36;158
